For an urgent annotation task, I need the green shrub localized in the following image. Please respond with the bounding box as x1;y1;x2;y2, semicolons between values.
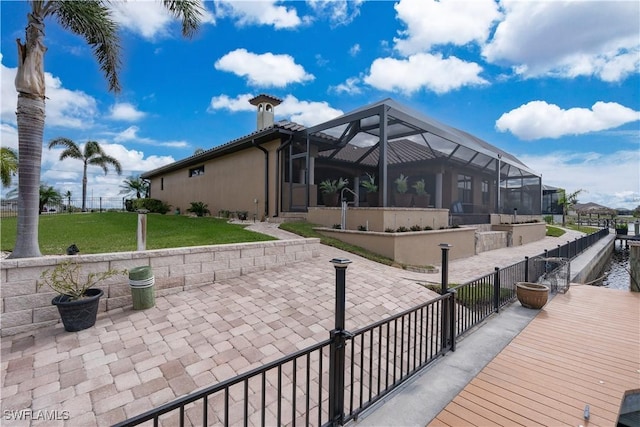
410;225;422;231
396;226;409;232
357;225;367;231
132;198;171;214
187;201;210;217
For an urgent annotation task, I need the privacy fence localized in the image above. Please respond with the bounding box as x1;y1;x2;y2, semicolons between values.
115;227;609;427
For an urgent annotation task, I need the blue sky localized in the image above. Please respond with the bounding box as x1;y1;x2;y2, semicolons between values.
1;0;639;210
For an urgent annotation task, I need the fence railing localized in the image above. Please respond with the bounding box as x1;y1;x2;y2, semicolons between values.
115;227;610;427
0;197;126;218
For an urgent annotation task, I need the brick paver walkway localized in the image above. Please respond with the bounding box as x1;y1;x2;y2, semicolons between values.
0;223;585;426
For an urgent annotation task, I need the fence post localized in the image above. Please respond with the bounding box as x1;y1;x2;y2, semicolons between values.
494;267;500;313
329;258;351;426
524;256;529;282
439;244;452;350
448;289;457;352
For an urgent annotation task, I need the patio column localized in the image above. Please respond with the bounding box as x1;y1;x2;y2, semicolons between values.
309;156;315;185
435;172;443;209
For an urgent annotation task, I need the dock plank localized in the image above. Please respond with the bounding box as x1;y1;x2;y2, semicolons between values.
428;286;640;427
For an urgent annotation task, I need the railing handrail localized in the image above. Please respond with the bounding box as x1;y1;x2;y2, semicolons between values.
116;227;609;426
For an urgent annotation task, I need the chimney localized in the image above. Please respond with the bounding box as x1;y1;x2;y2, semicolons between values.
249;94;283;130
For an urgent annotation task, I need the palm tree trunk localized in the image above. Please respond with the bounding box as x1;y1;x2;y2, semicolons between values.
82;163;88;211
9;11;46;259
10;94;44;258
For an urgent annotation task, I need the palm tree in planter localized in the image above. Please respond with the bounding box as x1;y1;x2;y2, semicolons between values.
10;1;203;259
320;178;349;207
361;173;379;207
394;174;412;207
412;179;431;208
38;260;127;332
48;139;123;211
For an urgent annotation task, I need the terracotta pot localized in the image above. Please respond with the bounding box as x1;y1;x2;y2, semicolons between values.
366;191;379;207
394;192;412;207
323;192;339;207
414;194;431;208
516;282;549;309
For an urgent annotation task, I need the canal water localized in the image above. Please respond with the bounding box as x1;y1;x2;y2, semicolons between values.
601;242;631;290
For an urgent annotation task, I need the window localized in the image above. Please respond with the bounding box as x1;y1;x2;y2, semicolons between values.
189;166;204;177
160;177;164;191
457;174;472;203
482;179;490;205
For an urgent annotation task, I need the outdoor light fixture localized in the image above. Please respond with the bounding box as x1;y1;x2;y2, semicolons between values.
330;258;352;268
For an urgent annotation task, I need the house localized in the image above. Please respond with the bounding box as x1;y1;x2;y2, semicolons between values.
142;96;542;225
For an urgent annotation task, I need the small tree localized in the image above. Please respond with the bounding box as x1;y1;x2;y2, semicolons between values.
558;189;584;227
119;175;149;199
39;184;62;213
0;147;18;187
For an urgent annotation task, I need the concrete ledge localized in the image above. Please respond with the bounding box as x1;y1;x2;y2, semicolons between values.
0;238;320;337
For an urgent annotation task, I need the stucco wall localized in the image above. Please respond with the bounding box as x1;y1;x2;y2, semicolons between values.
492;222;546;246
149;140;280;218
0;238;320;337
307;207;450;232
316;227;475;266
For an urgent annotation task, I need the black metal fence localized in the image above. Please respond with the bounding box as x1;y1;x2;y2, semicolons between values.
0;197;126;218
115;227;610;427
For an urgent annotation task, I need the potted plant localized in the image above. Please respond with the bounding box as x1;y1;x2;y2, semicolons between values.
319;178;348;207
412;178;431;208
361;173;379;207
37;260;127;332
394;174;412;207
615;222;628;235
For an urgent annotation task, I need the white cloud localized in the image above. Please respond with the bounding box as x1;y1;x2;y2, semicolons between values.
306;0;363;27
215;49;314;87
364;53;488;95
520;150;640;210
207;93;343;127
277;94;343;127
2;56;98;129
109;0;215;40
331;77;362;95
393;0;501;55
43;142;176;199
113;126;188;148
0;123;18;151
483;1;640;82
108;102;146;122
496;101;640;140
208;93;256;113
215;0;301;29
349;44;361;57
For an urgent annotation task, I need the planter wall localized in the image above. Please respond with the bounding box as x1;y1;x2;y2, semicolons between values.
307;207;449;232
1;238;320;336
316;227;475;266
492;222;547;246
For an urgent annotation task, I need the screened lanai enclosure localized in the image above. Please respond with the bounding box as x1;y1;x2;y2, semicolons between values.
281;99;541;223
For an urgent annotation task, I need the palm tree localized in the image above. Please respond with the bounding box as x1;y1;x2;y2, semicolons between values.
10;1;202;259
64;190;72;213
1;147;18;187
559;189;584;227
39;184;62;214
119;175;149;199
48;138;122;211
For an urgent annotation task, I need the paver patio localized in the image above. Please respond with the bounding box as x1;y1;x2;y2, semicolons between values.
0;223;586;426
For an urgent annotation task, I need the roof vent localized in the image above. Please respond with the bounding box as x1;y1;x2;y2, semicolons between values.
249;94;283;130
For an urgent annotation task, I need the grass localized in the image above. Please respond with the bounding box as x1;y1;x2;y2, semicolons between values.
566;224;600;234
0;212;275;255
279;221;397;266
546;225;566;237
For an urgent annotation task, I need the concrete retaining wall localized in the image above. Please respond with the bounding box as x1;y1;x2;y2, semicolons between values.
0;239;320;337
570;235;615;284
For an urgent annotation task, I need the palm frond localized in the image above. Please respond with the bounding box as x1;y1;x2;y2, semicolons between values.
162;0;203;38
53;1;121;93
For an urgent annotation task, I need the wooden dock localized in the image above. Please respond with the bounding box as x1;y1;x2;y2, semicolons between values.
428;285;640;426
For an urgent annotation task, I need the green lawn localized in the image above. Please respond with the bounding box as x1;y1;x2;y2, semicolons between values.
0;212;275;255
546;225;566;237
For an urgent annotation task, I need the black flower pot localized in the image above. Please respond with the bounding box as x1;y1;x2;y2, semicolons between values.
52;289;103;332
